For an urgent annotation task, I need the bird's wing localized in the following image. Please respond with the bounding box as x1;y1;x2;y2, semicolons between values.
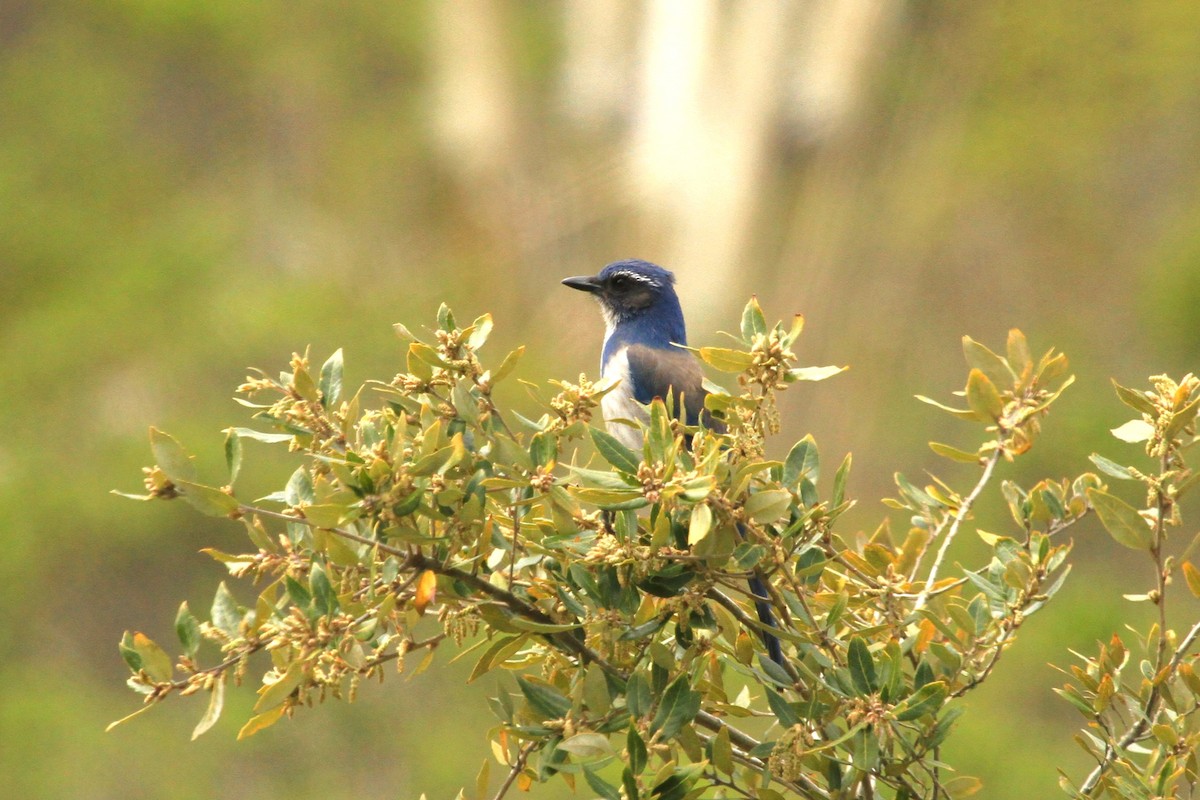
624;344;715;428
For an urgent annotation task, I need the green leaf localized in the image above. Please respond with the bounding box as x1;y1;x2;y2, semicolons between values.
468;634;528;683
895;681;947;721
1087;488;1152;550
319;348;344;408
529;431;556;468
1089;453;1135;480
1165;395;1200;441
583;664;611;714
223;428;242;486
490;345;525;385
626;674;651;719
175;479;240;517
517;676;572;720
783;435;820;487
191;675;225;740
627;727;648;775
558;732;612;757
930;442;980;463
688;503;713;546
915;395;982;421
622;767;641;800
467;313;494;351
1005;329;1032;379
590;427;641;474
583;767;622;800
309;562;337;615
437;302;456;330
962;336;1016;388
150;427;196;483
254;661;304;713
697;347;754;373
284;467;314;505
765;688;800;727
175;602;201;658
740;297;768;342
650;676;701;739
131;632;174;682
966;369;1004;421
744;490;791;525
832;453;852;508
119;631;142;672
847;636;877;696
1112;380;1157;415
211;581;242;637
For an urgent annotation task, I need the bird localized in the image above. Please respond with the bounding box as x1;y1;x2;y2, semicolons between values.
562;258;786;667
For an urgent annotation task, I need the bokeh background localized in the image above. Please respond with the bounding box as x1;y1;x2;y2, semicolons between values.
4;1;1200;797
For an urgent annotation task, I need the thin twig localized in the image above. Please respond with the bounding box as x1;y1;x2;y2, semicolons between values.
489;740;537;800
914;448;1002;611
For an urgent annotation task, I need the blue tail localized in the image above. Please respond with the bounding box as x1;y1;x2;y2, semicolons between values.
746;573;785;668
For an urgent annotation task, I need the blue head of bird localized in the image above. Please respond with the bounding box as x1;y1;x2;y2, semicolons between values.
560;259;687;367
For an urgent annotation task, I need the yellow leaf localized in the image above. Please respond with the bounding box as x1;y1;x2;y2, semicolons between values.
237;704;286;739
415;570;437;616
1184;561;1200;598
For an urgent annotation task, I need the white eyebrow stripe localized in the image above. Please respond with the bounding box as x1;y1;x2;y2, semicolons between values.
611;271;658;286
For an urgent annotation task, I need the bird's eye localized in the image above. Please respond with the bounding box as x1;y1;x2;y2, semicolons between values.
610;275;630;290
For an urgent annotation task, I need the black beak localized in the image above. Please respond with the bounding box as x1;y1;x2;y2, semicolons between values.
562;275;602;293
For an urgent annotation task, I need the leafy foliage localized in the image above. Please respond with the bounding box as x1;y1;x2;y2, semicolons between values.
1058;374;1200;798
112;301;1135;799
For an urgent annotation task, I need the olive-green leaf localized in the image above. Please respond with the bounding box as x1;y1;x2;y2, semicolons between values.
131;632;174;683
711;726;733;775
1112;380;1156;415
1089;453;1135;480
583;767;622;800
744;490;791;525
740;297;768;342
175;601;201;658
558;732;612;757
175;479;240;517
765;688;800;727
697;347;755;373
150;427;196;483
688;503;713;546
962;336;1016;389
319;348;343;408
930;442;980;463
847;636;877;695
625;729;649;779
590;426;640;474
211;581;242;637
966;369;1004;421
517;676;572;720
895;680;947;720
224;428;242;486
783;435;820;487
191;674;225;740
1087;488;1152;550
650;676;701;739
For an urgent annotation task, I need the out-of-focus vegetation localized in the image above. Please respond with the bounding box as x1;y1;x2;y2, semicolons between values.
3;2;1200;798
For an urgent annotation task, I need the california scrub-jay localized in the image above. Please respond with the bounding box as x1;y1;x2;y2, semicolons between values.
562;258;786;667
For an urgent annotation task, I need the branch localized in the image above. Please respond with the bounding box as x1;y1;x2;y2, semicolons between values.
1078;617;1200;795
489;741;536;800
913;448;1002;611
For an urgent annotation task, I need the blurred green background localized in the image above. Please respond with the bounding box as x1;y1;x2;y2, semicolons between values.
4;1;1200;797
